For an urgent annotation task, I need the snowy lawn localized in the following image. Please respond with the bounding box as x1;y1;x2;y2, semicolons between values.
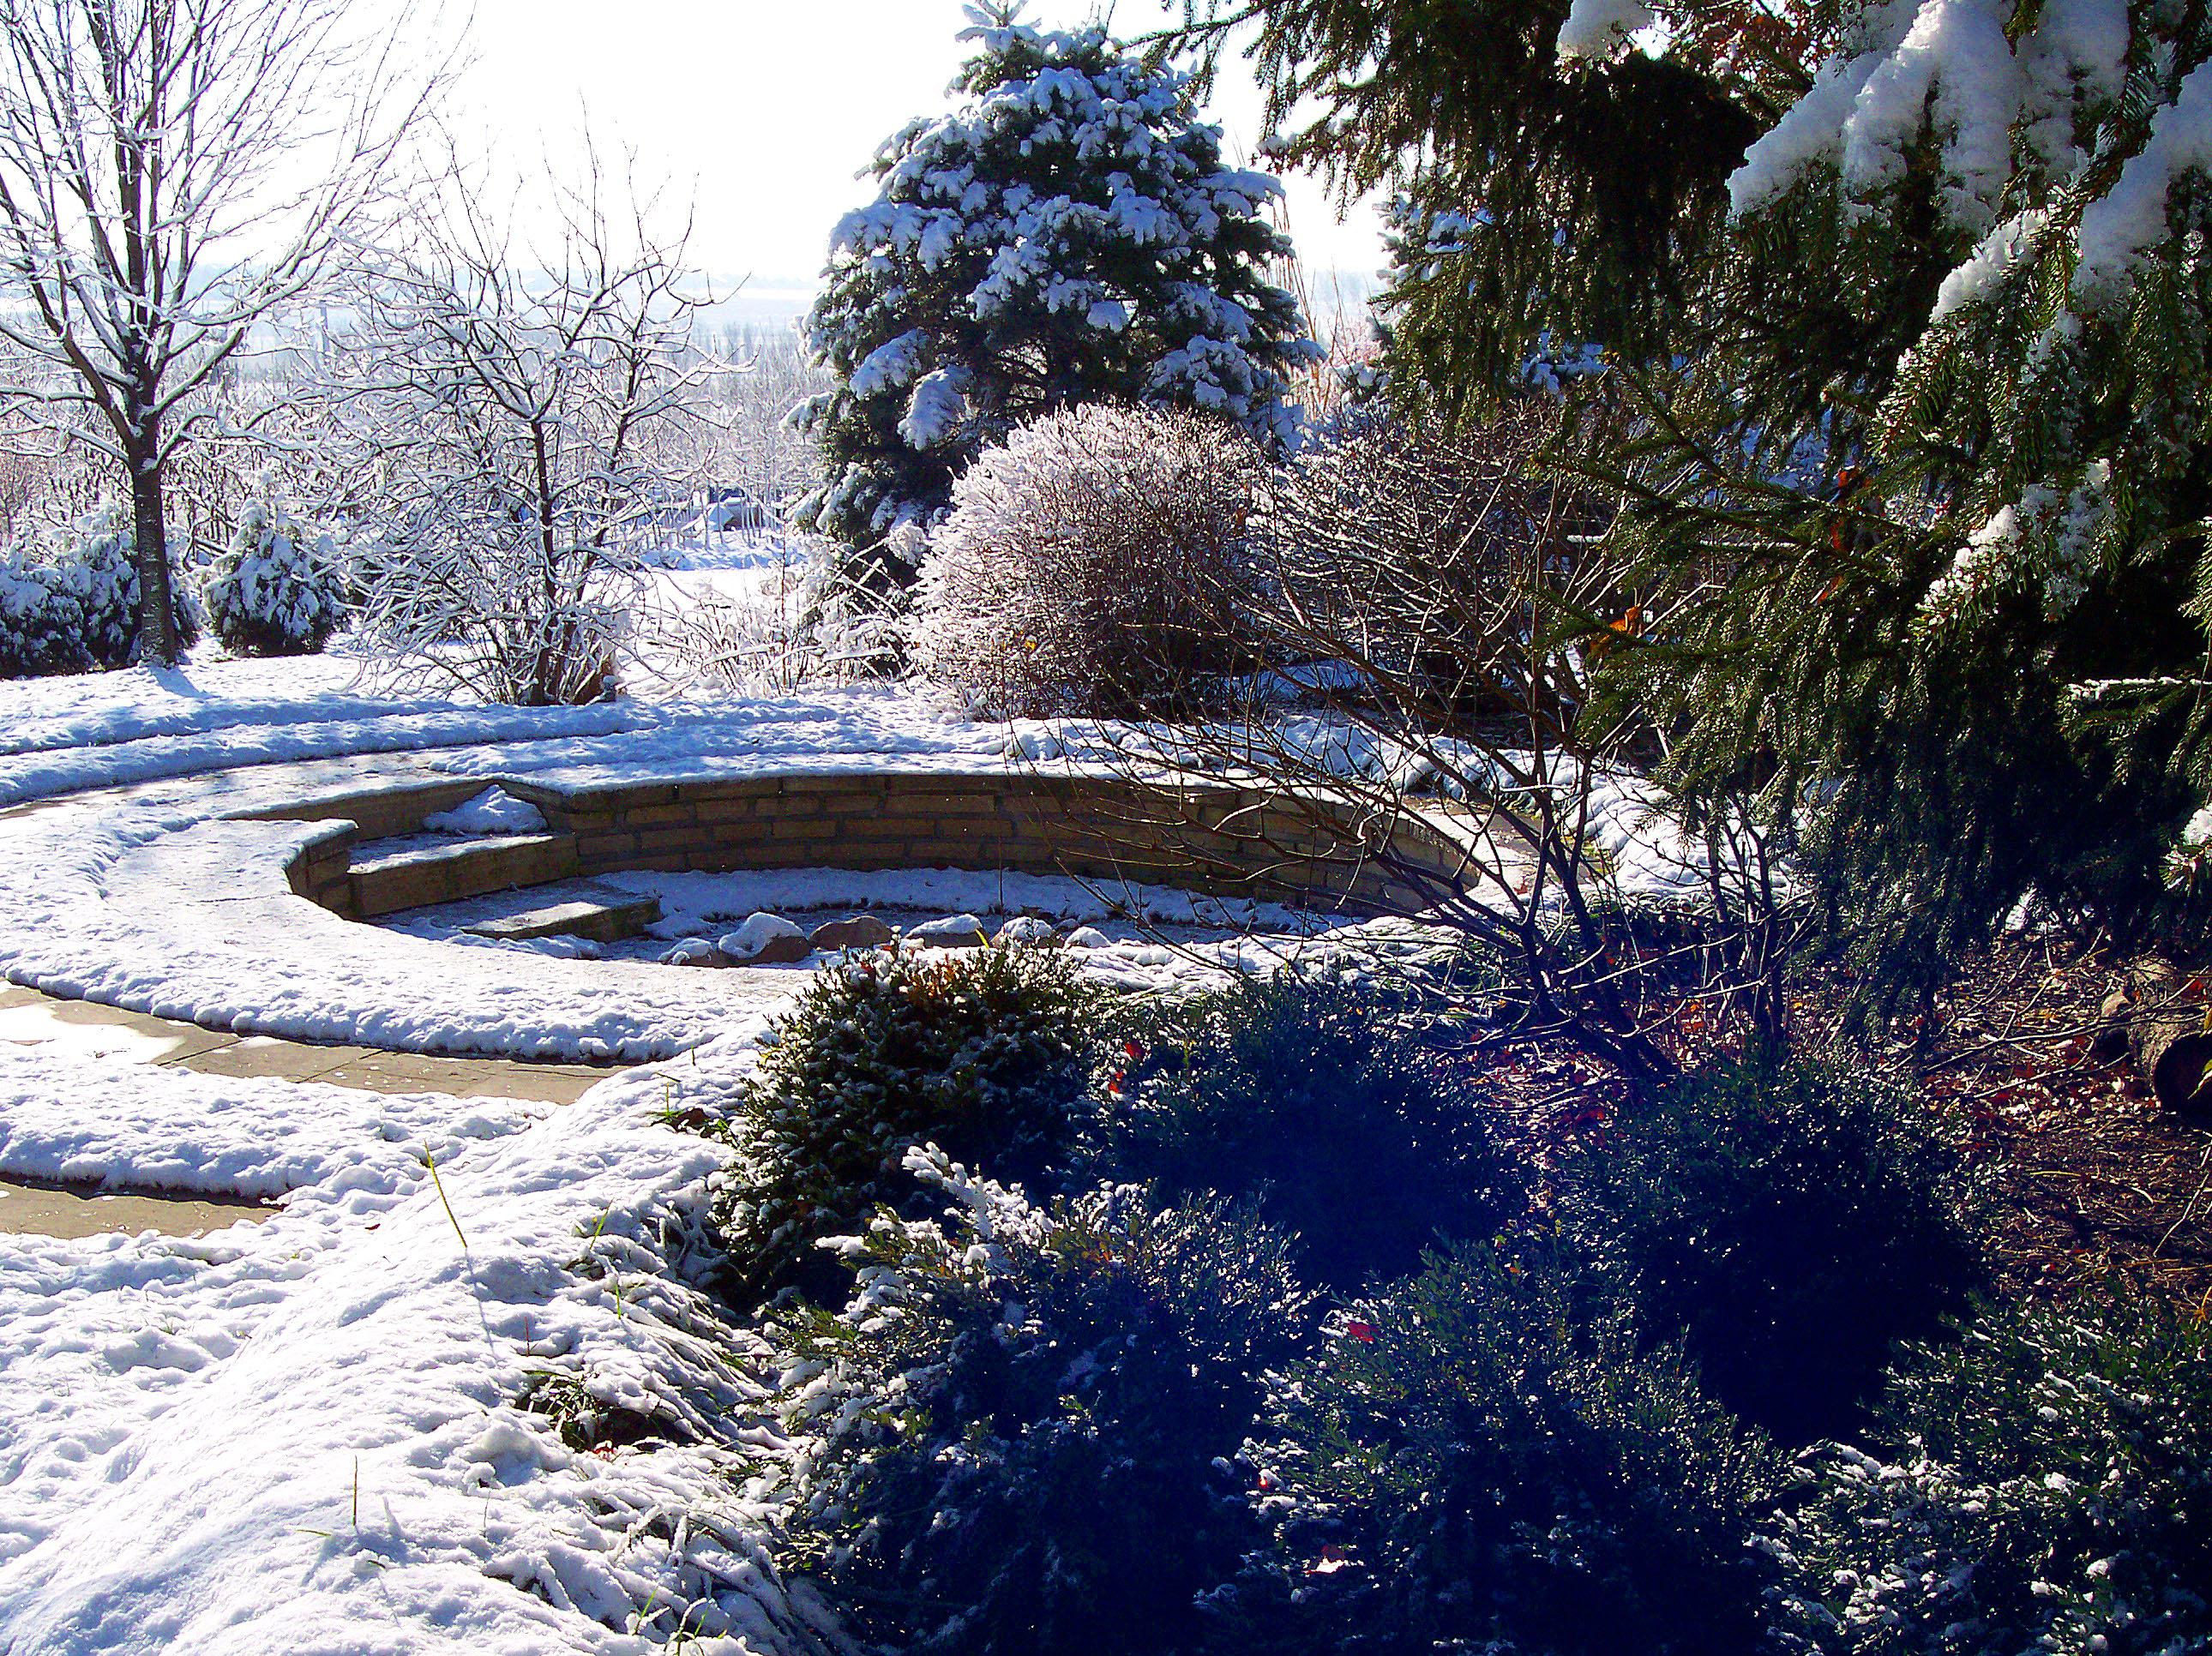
0;1040;839;1655
0;647;1692;1652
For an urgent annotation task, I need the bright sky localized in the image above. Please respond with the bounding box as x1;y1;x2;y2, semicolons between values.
448;0;1387;315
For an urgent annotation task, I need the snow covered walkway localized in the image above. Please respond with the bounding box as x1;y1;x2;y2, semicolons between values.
0;663;998;1653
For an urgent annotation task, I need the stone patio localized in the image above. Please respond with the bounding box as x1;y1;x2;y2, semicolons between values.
0;983;614;1105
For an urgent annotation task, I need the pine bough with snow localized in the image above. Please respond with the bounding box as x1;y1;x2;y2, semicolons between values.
0;503;196;680
202;489;350;657
1663;0;2212;975
794;5;1319;587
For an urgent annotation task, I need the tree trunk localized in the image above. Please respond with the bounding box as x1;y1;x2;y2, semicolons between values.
2123;954;2212;1116
129;413;178;668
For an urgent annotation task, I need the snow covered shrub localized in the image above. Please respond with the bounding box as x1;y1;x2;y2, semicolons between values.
795;8;1316;588
1101;971;1524;1292
911;403;1263;717
1767;1292;2212;1656
777;1148;1311;1656
717;948;1101;1302
0;504;195;679
1222;1239;1782;1656
1562;1059;1987;1443
202;493;348;657
648;534;903;693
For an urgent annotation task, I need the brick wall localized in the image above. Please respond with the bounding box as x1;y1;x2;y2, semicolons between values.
261;769;1492;921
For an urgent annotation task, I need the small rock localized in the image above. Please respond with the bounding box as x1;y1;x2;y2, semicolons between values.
993;915;1058;947
1063;926;1113;949
909;913;990;948
659;938;720;967
718;913;814;965
811;913;898;951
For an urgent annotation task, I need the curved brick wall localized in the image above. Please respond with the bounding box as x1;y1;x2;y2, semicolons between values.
255;770;1488;921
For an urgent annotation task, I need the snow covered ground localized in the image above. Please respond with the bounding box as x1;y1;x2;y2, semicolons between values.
0;1042;839;1654
0;637;1698;1652
0;649;1376;1652
0;655;860;1652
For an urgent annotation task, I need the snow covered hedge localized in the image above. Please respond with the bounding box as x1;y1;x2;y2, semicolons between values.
775;1147;1310;1656
1227;1237;1783;1656
715;946;1098;1302
1098;970;1526;1293
1770;1293;2212;1656
202;495;350;657
911;403;1263;716
794;7;1317;583
0;504;197;680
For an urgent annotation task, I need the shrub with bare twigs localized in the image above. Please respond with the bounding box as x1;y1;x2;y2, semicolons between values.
333;154;708;706
911;403;1263;717
1039;401;1801;1088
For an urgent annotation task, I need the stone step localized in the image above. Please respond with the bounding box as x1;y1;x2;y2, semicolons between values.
465;885;662;945
348;833;581;917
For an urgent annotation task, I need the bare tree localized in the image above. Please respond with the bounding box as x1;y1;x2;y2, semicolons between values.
1058;404;1805;1089
332;154;712;705
0;0;443;663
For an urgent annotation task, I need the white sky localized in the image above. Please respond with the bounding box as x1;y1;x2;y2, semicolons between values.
447;0;1387;311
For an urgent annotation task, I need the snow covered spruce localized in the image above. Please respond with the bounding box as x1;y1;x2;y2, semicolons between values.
201;489;351;658
793;4;1318;585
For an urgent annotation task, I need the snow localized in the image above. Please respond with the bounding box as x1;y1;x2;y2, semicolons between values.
0;1041;829;1654
424;786;551;837
0;644;1725;1649
1930;207;2047;321
0;655;1426;1061
1726;47;1878;213
717;913;805;957
1729;0;2130;232
1555;0;1656;60
905;913;989;945
0;1052;542;1199
898;367;971;449
611;865;1301;935
2075;60;2212;298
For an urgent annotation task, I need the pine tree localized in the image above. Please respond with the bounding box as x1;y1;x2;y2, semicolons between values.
1600;0;2212;988
1169;0;1830;413
1189;0;2212;996
793;3;1318;591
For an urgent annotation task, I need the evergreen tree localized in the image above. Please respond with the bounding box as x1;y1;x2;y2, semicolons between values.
1187;0;2212;998
1169;0;1830;413
794;4;1317;591
1595;0;2212;992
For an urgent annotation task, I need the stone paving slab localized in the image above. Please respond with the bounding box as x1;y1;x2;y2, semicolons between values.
174;1035;379;1084
1;989;244;1063
0;981;623;1103
0;1173;273;1239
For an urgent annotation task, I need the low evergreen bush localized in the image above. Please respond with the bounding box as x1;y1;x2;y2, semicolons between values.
1221;1238;1782;1656
717;947;1100;1301
1767;1292;2212;1655
0;504;196;679
1101;971;1524;1291
1563;1059;1987;1443
203;495;349;656
777;1146;1311;1656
